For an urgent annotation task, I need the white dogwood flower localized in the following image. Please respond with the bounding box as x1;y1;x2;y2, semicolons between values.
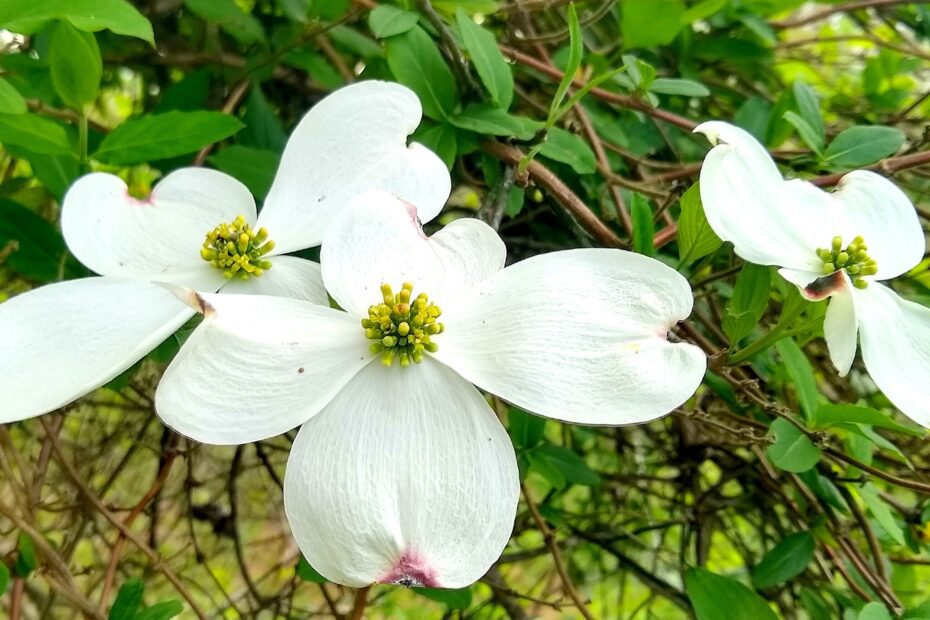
154;190;707;588
696;120;930;426
0;81;448;423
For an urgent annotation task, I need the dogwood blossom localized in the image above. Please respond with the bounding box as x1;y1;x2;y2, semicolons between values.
0;81;448;423
696;121;930;426
154;190;707;587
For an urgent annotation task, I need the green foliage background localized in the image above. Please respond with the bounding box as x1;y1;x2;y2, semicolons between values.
2;0;930;618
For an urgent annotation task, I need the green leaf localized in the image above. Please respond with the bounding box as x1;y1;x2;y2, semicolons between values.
385;26;458;120
526;449;566;488
432;0;500;12
823;126;905;167
184;0;265;44
783;111;823;155
903;600;930;619
859;483;906;546
775;339;819;421
813;404;923;436
681;0;726;22
155;70;211;113
296;556;327;583
505;185;524;217
792;81;824;151
766;418;821;473
0;113;72;156
797;469;847;513
538;127;596;174
677;183;722;264
415;586;472;609
94;111;244;165
49;21;101;108
533;444;600;487
0;0;154;44
283;49;344;89
751;531;815;588
135;600;184;620
631;193;655;257
684;567;778;620
0;78;26;115
0;198;70;282
723;264;771;343
0;562;9;596
432;0;499;12
508;407;545;450
622;0;685;49
456;9;513;109
309;0;349;20
329;25;383;60
549;4;582;122
108;578;144;620
9;149;80;199
208;146;280;199
449;104;542;140
859;602;893;620
411;122;457;169
14;533;37;578
368;5;419;39
239;87;286;151
649;78;709;97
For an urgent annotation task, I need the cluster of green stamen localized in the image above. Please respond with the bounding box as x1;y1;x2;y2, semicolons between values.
363;283;443;367
816;235;877;289
200;215;275;280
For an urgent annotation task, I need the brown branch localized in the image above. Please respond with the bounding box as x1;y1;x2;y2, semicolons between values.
482;141;625;248
39;418;208;620
522;484;595;620
771;0;916;29
349;585;371;620
499;45;697;131
100;432;180;611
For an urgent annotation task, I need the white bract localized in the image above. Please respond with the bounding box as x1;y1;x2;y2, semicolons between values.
696;121;930;426
154;190;707;588
0;81;448;423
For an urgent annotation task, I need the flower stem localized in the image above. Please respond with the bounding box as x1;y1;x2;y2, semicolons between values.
349;585;371;620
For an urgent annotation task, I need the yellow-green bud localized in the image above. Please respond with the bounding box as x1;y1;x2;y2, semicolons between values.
361;282;444;368
200;215;275;281
816;234;877;289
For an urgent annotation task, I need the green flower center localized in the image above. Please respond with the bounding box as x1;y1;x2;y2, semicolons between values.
363;282;443;367
200;215;275;280
815;235;877;289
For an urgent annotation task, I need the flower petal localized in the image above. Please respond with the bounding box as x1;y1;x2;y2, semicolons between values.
320;190;505;317
258;81;450;254
695;121;826;271
62;168;255;283
154;293;371;444
831;170;923;280
283;358;519;588
433;249;707;425
220;256;328;304
823;275;858;376
854;283;930;427
0;278;194;423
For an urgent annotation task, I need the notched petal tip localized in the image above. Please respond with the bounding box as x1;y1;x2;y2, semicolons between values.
378;552;440;588
692;121;720;144
157;282;215;317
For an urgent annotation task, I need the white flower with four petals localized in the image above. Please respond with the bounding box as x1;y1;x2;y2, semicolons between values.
0;81;448;422
696;121;930;426
154;189;707;587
